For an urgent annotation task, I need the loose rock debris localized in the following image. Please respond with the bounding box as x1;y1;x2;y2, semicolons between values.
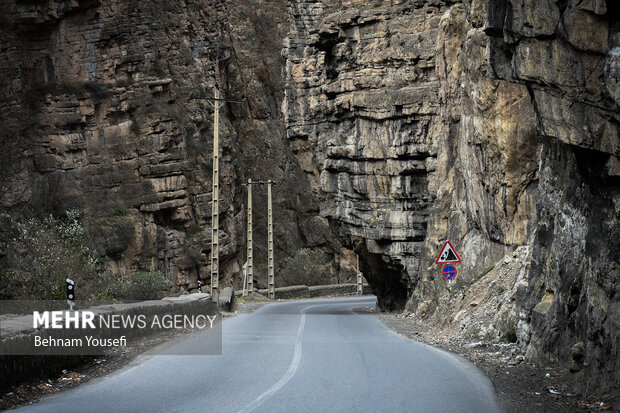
366;307;618;413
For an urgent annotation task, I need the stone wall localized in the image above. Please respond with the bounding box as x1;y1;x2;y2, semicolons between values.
250;282;371;299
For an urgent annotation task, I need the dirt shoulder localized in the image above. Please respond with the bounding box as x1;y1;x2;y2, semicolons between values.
365;308;618;413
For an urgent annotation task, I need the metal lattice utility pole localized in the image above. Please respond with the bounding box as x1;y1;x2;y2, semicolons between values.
266;180;276;300
243;179;276;298
357;254;363;295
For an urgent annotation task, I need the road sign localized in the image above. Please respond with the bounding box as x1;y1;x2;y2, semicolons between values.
442;264;457;281
435;241;461;264
242;262;248;296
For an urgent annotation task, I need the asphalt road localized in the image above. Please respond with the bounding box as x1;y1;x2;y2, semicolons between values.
11;297;500;413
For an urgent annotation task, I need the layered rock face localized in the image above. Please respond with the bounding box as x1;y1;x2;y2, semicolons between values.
0;0;618;396
0;0;343;292
284;0;445;310
283;0;618;393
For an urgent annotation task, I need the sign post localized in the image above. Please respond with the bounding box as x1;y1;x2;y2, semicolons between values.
66;278;75;311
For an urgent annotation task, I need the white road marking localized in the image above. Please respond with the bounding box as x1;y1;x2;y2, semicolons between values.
237;304;323;413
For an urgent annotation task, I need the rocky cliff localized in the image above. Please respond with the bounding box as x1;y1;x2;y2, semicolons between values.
0;0;347;292
283;0;618;395
0;0;618;398
285;0;452;310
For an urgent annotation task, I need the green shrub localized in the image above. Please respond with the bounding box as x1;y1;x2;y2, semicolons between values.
113;269;169;300
0;209;113;300
113;206;128;216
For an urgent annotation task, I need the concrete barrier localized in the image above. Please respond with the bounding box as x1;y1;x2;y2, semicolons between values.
258;285;309;299
308;284;367;297
218;287;234;311
236;283;372;300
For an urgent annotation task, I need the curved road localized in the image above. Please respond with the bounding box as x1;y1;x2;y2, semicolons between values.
12;297;500;413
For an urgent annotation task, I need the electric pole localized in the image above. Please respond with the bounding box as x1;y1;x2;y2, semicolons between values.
210;86;221;300
245;179;255;296
266;180;276;300
206;86;242;301
243;179;276;299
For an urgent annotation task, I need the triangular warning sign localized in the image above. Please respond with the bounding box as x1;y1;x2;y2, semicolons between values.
435;241;461;264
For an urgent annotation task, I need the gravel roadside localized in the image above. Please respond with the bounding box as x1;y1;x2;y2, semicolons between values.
366;308;618;413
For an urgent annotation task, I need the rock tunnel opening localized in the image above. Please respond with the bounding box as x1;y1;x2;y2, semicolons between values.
357;244;409;312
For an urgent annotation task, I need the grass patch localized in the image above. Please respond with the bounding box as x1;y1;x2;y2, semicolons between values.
481;264;495;276
235;295;269;303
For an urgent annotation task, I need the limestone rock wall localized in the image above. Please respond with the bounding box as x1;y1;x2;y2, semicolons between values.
283;0;618;393
0;0;618;395
0;0;342;292
482;0;619;394
284;0;446;310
